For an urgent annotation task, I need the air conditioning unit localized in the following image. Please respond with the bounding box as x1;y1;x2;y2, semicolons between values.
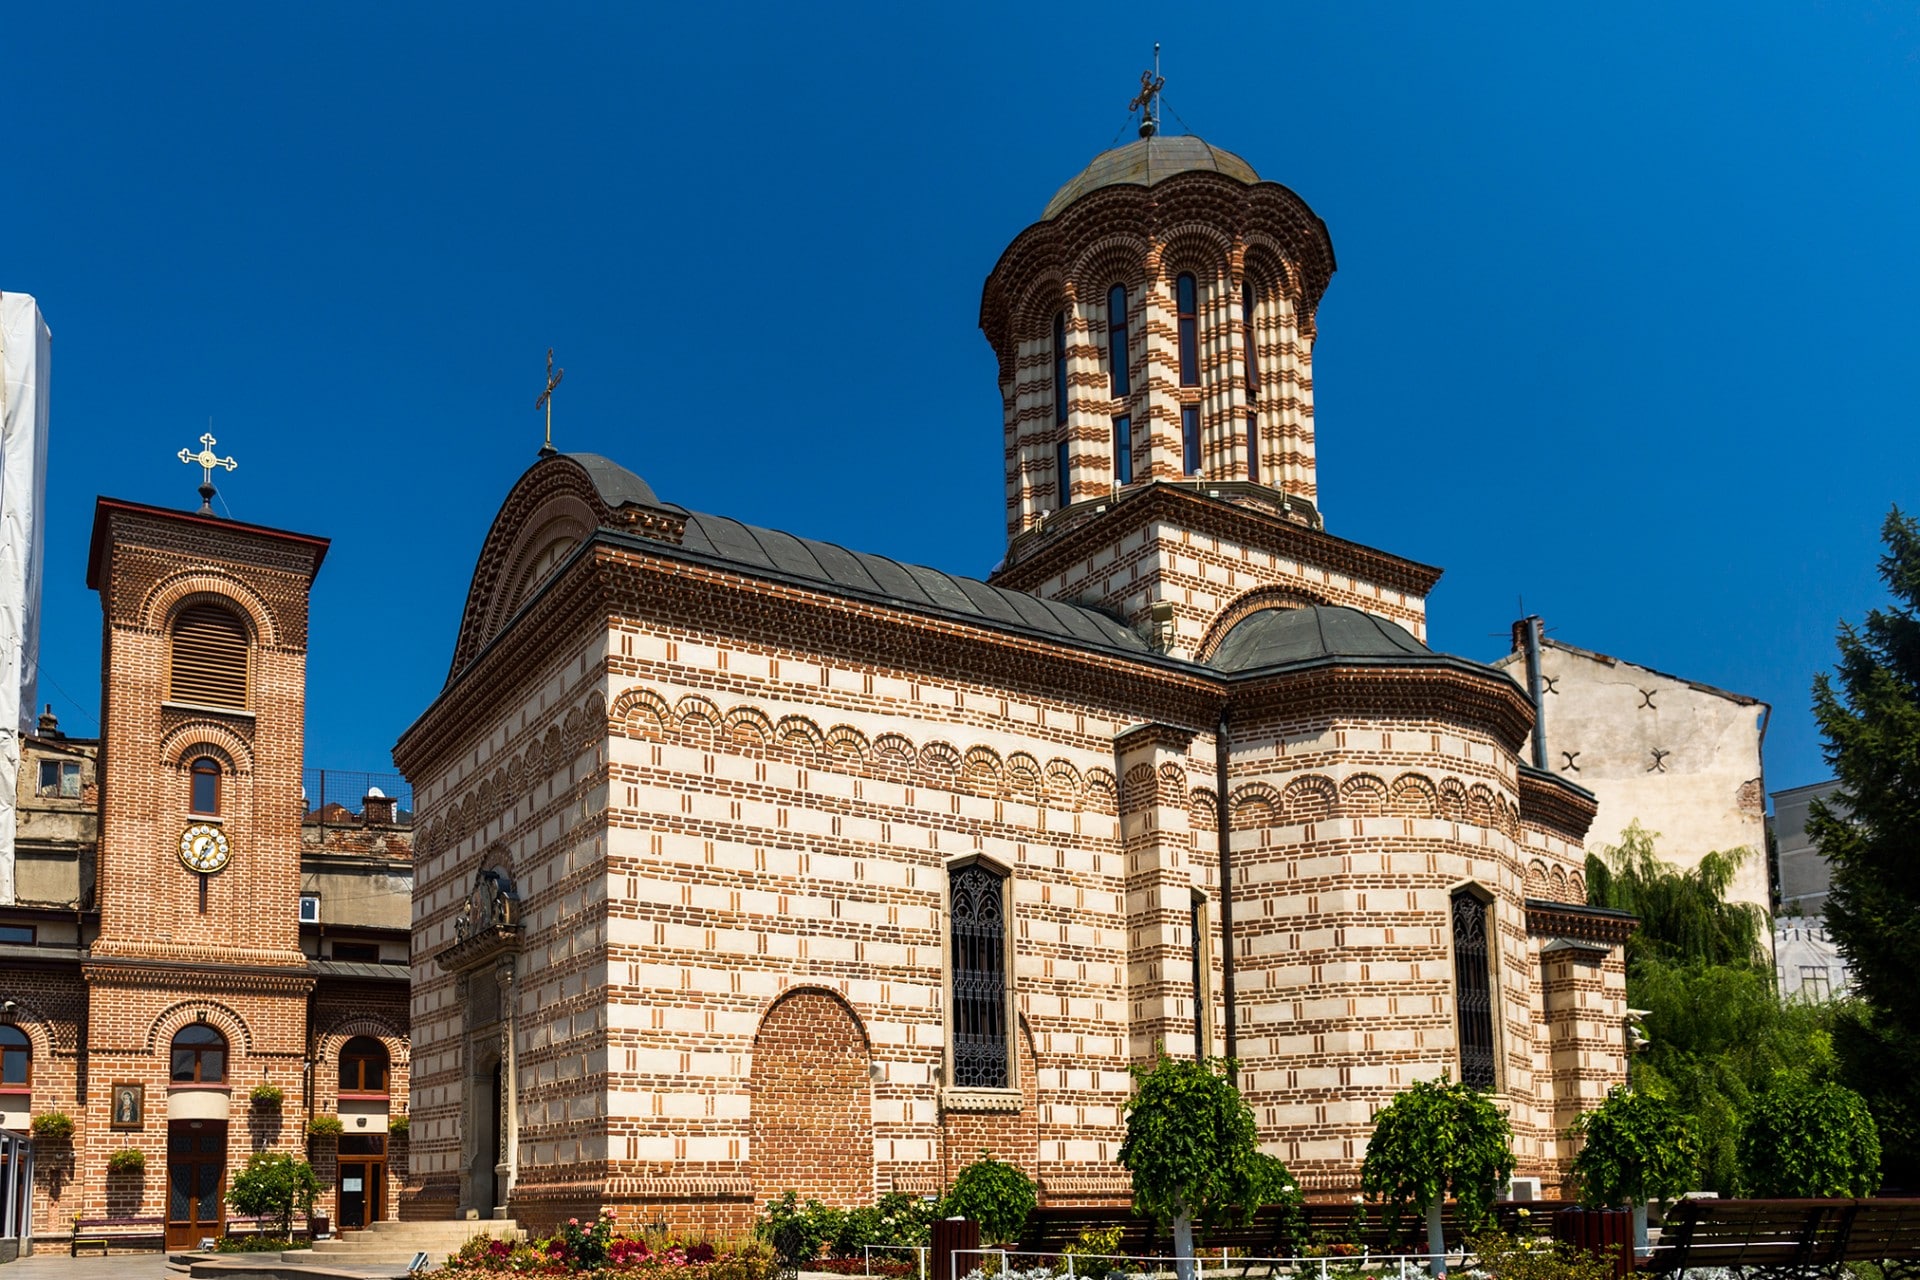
299;895;321;924
1504;1177;1542;1202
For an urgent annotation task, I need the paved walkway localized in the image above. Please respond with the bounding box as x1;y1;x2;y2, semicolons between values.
4;1253;169;1280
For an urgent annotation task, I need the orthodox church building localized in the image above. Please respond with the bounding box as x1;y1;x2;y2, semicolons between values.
396;112;1633;1233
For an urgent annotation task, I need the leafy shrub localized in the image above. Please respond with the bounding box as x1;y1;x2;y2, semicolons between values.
756;1191;838;1267
443;1235;553;1273
945;1156;1037;1247
214;1235;310;1253
226;1152;322;1238
553;1211;617;1270
1569;1086;1699;1207
107;1148;145;1174
306;1115;345;1138
30;1111;74;1141
250;1083;285;1107
1360;1078;1514;1247
388;1112;410;1137
1737;1078;1881;1196
1466;1231;1621;1280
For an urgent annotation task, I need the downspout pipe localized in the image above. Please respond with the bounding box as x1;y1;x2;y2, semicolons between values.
1521;616;1548;771
1216;709;1237;1065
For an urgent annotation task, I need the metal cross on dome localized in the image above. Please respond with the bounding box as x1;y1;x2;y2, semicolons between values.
535;347;564;458
1130;44;1165;138
177;432;237;514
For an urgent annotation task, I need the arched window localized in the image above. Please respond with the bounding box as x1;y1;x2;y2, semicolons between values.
1052;311;1068;427
189;756;221;816
169;603;249;710
170;1024;227;1084
948;862;1009;1089
1242;279;1260;396
0;1026;29;1087
338;1036;390;1095
1176;274;1199;387
1108;285;1130;397
1451;890;1496;1089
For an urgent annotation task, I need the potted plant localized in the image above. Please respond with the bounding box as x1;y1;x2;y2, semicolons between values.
387;1112;409;1137
31;1111;74;1142
107;1147;146;1175
250;1083;285;1109
306;1115;344;1139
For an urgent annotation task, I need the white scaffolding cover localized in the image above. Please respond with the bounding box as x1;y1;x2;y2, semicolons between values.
0;294;51;905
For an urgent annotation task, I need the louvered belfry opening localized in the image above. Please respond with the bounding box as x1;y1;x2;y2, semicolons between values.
169;602;250;709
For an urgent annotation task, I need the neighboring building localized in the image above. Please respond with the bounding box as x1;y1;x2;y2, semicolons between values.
1495;624;1771;921
0;292;53;905
396;118;1633;1235
0;495;412;1249
1771;779;1850;1001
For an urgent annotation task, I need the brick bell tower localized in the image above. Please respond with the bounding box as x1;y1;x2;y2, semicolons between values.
79;451;328;1244
983;80;1443;658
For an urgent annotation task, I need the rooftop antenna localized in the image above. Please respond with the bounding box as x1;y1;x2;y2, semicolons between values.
535;347;564;457
177;426;238;515
1130;44;1165;138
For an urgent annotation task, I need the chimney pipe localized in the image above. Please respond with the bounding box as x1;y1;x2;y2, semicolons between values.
1517;616;1548;770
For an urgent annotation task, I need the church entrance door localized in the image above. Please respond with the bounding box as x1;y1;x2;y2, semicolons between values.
166;1119;227;1248
338;1135;386;1228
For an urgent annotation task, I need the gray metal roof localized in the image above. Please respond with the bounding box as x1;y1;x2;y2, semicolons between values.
309;958;409;982
674;510;1151;655
1209;605;1431;673
1043;135;1260;219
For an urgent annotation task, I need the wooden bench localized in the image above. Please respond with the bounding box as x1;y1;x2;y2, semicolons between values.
1642;1197;1920;1277
70;1216;164;1255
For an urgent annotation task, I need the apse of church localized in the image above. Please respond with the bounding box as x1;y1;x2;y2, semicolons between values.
398;106;1628;1235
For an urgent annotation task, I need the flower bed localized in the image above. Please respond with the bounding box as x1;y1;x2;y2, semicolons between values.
440;1214;776;1280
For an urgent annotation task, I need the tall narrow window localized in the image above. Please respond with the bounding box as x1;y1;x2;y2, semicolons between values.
1182;405;1201;476
949;862;1009;1089
1243;280;1260;396
170;603;249;710
1190;893;1212;1058
1052;311;1068;427
189;757;221;816
1056;438;1070;508
0;1026;28;1088
170;1024;227;1084
1108;285;1130;397
1177;274;1199;387
1451;890;1496;1089
1247;413;1261;485
1113;415;1133;486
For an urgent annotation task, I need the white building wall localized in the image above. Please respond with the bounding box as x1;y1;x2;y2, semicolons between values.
0;293;52;906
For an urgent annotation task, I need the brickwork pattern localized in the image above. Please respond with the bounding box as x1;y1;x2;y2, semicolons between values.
749;989;873;1207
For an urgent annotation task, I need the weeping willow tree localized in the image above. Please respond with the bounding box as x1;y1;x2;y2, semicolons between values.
1585;822;1768;975
1583;825;1839;1193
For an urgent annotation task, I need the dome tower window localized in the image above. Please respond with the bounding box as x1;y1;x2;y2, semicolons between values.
1242;279;1260;396
1176;274;1199;387
1108;285;1130;397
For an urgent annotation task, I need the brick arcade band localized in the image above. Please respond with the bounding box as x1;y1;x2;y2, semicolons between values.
2;116;1631;1246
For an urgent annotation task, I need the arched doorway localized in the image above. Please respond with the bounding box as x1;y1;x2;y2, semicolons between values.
750;990;873;1206
166;1025;228;1248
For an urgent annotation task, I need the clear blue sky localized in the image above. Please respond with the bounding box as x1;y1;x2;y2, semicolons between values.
8;3;1918;796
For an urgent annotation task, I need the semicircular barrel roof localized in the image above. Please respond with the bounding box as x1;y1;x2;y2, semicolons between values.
1208;605;1432;673
1042;134;1260;220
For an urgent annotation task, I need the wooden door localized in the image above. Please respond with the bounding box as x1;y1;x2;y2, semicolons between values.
338;1135;386;1228
166;1119;227;1248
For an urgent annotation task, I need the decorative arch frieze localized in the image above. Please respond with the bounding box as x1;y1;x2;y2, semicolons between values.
1226;769;1522;839
0;1000;71;1054
1339;773;1389;816
1005;752;1043;793
611;687;672;732
314;1016;410;1069
724;706;773;744
825;725;871;762
1068;234;1151;298
1188;786;1219;832
159;722;253;774
1157;223;1235;282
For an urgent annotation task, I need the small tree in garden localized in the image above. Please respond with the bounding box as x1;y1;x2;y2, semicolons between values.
1119;1055;1299;1280
943;1155;1036;1246
1360;1078;1514;1276
1736;1078;1881;1197
1570;1086;1698;1255
227;1151;322;1238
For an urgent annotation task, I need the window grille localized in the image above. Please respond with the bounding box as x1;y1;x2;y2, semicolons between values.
1243;280;1260;395
949;863;1009;1089
170;603;249;709
1190;894;1209;1056
1053;312;1069;427
1452;890;1496;1088
1108;285;1130;397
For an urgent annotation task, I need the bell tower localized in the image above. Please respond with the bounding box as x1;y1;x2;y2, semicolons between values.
983;92;1442;657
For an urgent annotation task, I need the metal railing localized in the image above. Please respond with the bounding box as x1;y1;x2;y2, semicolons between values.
950;1247;1472;1280
864;1243;930;1280
301;768;414;829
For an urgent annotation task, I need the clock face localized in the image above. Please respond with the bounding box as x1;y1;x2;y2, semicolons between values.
178;823;232;874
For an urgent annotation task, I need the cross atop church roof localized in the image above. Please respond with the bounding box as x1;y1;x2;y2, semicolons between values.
1130;44;1164;138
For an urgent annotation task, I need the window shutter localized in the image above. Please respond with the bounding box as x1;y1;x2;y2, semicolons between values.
170;604;249;709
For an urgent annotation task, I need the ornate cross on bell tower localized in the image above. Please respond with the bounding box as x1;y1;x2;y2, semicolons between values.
176;432;238;514
1130;44;1165;138
535;348;564;458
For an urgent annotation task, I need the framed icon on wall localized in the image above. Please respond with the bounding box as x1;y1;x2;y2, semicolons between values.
111;1082;144;1129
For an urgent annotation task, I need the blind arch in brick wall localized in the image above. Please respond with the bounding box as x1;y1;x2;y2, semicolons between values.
749;987;874;1207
